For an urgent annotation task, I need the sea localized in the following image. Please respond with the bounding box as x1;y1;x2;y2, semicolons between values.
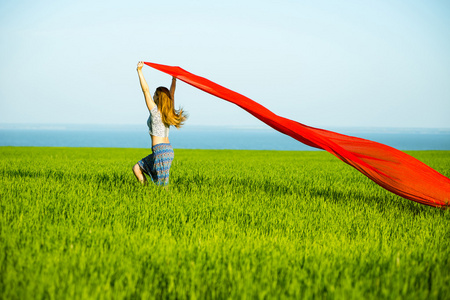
1;124;450;151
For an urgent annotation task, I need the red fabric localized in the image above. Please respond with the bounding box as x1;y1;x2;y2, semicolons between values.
144;62;450;208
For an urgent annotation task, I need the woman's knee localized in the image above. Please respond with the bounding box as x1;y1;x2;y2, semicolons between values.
132;163;141;175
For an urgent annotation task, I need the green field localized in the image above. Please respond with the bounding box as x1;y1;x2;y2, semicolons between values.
1;147;449;299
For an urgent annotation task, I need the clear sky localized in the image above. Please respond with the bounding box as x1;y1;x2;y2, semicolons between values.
1;0;449;129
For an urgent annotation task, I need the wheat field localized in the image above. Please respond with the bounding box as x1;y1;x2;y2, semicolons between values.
1;147;449;299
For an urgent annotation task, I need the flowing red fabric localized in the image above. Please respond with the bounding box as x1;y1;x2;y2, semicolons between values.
144;62;450;208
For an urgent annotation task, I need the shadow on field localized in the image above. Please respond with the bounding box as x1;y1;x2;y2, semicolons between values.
3;169;129;186
303;183;437;215
306;185;427;215
7;168;435;216
175;175;430;216
3;169;67;180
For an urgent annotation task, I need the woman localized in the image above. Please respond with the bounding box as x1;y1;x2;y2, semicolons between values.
132;61;187;186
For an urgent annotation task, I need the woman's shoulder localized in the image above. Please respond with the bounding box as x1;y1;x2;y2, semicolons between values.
150;105;163;120
150;105;158;114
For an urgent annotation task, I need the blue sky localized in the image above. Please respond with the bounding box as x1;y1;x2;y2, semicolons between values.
1;0;449;129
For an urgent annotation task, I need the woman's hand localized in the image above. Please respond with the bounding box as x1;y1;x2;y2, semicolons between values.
137;61;144;71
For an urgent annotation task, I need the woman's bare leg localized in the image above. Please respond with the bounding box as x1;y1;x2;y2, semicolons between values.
133;163;147;184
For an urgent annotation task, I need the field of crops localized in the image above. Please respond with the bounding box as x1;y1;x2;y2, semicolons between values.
1;146;449;299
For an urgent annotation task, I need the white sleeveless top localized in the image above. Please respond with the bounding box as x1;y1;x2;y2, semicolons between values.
147;106;169;137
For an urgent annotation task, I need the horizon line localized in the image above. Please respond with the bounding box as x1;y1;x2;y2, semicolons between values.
1;123;450;133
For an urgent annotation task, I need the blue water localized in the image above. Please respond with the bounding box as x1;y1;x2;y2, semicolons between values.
1;125;450;151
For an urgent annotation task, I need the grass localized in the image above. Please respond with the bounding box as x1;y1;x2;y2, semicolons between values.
1;147;449;299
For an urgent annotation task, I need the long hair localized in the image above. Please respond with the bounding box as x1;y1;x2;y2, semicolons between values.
154;87;187;128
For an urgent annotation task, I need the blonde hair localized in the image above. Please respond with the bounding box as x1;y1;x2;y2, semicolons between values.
154;87;187;128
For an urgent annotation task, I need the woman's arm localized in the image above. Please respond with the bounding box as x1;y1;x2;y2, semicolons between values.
137;61;156;111
170;76;176;101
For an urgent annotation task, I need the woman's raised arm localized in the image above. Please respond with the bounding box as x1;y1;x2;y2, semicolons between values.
137;61;156;111
170;76;176;102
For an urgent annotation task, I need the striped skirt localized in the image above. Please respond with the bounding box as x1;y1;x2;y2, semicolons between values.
137;143;174;186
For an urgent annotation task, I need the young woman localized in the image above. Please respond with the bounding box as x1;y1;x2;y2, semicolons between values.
132;61;187;186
